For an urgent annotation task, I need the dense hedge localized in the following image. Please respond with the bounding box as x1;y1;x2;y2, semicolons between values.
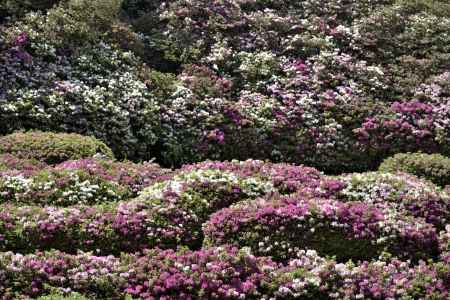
0;154;173;207
204;196;440;262
135;168;276;248
0;168;130;206
0;131;114;164
0;168;275;253
0;248;448;299
379;152;450;187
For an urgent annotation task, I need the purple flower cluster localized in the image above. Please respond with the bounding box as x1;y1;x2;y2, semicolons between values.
355;100;441;154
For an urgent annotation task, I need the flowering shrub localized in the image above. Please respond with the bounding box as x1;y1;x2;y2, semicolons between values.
0;168;130;206
179;159;324;194
335;172;450;227
0;131;114;165
0;248;448;299
0;157;170;206
55;158;172;195
350;2;450;98
268;251;450;300
328;259;450;300
0;203;145;253
439;225;450;261
0;250;123;299
204;196;440;262
0;170;272;253
0;153;47;173
1;0;450;171
119;246;278;299
379;152;450;187
354;100;442;157
1;9;161;160
129;168;276;248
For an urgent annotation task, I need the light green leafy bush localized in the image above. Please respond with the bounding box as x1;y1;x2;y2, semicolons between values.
379;152;450;187
0;131;114;164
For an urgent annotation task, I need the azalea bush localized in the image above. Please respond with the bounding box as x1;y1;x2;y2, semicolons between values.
0;167;275;253
0;153;47;173
2;0;450;170
335;171;450;227
179;160;325;195
55;158;172;195
204;196;440;262
0;158;170;206
0;4;161;160
0;248;448;299
133;168;276;248
0;168;130;206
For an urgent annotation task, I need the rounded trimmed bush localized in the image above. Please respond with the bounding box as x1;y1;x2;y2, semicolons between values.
0;250;122;299
131;168;276;248
379;152;450;187
204;196;440;262
0;131;114;164
273;253;450;300
180;160;324;195
335;171;450;227
55;158;172;195
0;203;138;254
0;168;275;253
0;158;171;206
0;168;130;206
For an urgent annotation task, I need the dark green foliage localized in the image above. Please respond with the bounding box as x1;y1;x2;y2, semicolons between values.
0;0;62;22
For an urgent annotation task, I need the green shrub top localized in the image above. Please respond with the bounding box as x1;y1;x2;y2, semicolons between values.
379;152;450;187
0;131;114;164
36;293;90;300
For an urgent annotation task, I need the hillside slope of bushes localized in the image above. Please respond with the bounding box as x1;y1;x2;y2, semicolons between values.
0;1;449;299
